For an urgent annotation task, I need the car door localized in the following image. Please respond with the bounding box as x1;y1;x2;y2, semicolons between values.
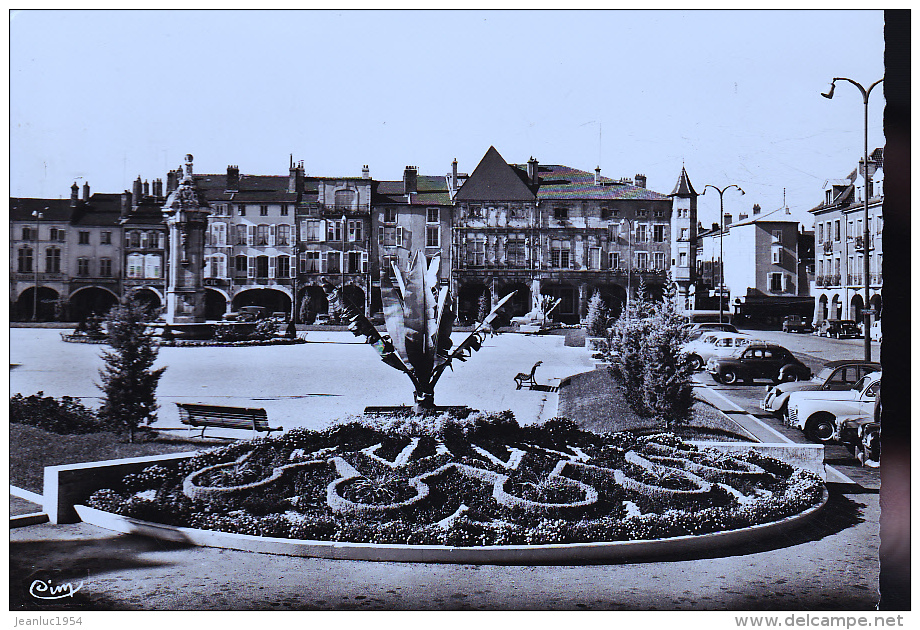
857;379;880;415
823;366;857;391
740;348;763;378
758;348;784;379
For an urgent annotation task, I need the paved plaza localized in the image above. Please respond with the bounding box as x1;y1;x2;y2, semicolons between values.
10;328;594;431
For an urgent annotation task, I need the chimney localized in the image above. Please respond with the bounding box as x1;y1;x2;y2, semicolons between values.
153;178;163;198
132;176;143;201
739;212;749;221
226;165;240;190
166;169;179;194
527;157;539;186
635;173;647;188
452;158;458;189
752;203;761;215
403;166;418;195
143;180;150;197
120;191;132;218
723;213;732;226
362;165;370;179
288;162;304;193
712;223;719;232
82;182;90;201
70;182;79;206
595;166;601;186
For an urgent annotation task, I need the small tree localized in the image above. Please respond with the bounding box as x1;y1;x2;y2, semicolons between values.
584;290;609;338
97;291;166;442
641;282;694;428
477;291;490;323
608;280;656;415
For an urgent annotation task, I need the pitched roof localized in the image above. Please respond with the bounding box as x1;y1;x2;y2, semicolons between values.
9;198;74;222
670;166;698;197
728;206;798;227
454;146;537;202
529;164;669;201
373;176;451;205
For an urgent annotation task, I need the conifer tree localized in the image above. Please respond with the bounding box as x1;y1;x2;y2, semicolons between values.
584;290;610;338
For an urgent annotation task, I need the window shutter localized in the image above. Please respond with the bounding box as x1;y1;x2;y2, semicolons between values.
247;256;255;278
269;224;276;247
320;253;327;273
319;220;327;242
362;252;368;273
247;225;255;246
269;256;276;278
396;226;404;247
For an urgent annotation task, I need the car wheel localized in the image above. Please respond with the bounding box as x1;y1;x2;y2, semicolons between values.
722;369;739;385
783;370;800;383
805;414;836;443
688;354;703;371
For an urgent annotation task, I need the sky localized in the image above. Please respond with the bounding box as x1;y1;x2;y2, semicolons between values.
9;10;885;229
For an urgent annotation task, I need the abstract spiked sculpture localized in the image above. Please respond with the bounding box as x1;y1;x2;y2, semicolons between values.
323;253;514;411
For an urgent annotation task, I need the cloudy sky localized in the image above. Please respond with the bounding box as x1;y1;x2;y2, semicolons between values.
10;10;884;228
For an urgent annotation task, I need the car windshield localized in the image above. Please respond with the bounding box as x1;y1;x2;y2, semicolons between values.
816;367;835;381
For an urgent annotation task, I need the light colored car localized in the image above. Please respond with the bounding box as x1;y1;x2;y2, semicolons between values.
762;360;881;418
870;320;882;342
683;332;757;371
787;371;881;443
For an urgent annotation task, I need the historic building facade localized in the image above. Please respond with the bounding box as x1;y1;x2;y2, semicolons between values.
809;148;883;326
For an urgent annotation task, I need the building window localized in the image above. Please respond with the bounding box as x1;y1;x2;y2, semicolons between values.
468;204;482;218
635;224;647;242
256;256;270;278
550;246;570;268
18;247;33;273
277;255;290;278
609;251;621;270
652;224;665;242
327;220;343;242
426;225;440;248
99;258;112;277
45;247;61;273
817;223;824;243
384;208;398;223
334;189;356;209
653;209;664;218
653;252;666;270
100;231;111;245
770;273;783;292
834;220;840;241
301;251;320;273
348;220;363;242
127;253;144;278
144;254;162;278
21;226;33;241
427;207;439;223
589;247;601;269
347;251;368;274
382;255;398;279
636;252;649;270
818;260;824;276
276;224;291;246
51;228;65;241
302;220;322;242
378;226;403;247
636;208;648;218
680;227;688;240
232;224;245;246
468;239;485;266
772;230;782;244
554;207;568;221
256;225;270;246
235;255;248;276
506;240;526;267
77;257;90;277
260;205;269;217
280;204;289;216
772;248;782;264
325;252;341;274
78;231;90;245
679;251;687;266
238;204;246;216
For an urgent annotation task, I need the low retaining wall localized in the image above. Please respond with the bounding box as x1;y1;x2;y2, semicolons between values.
43;451;199;524
688;442;826;481
75;489;827;564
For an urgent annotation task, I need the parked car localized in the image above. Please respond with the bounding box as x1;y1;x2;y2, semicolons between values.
787;371;880;443
762;360;882;418
834;394;881;467
685;322;740;341
782;315;813;333
707;342;811;385
869;320;882;342
817;319;861;339
683;332;758;371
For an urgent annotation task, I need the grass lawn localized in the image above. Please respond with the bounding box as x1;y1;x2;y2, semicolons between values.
557;367;751;440
9;424;204;494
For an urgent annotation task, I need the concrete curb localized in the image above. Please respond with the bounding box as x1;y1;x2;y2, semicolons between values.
74;488;827;564
11;512;50;528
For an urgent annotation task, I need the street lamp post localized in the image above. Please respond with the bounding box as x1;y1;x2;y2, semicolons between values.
702;184;745;323
619;218;633;314
822;76;883;363
30;210;43;321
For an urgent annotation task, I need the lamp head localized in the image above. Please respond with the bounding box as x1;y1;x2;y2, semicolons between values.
821;81;836;99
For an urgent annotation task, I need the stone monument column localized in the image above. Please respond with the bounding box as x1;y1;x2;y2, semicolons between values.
162;154;210;323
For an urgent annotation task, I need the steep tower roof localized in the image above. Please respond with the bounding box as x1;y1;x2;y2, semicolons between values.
670;166;698;197
454;146;536;202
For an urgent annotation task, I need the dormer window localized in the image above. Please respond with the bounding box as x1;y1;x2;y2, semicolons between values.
554;207;568;221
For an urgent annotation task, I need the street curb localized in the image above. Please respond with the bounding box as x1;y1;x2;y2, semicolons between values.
74;489;828;564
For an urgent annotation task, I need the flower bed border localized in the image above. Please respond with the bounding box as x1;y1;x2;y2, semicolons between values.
74;487;827;564
158;338;306;348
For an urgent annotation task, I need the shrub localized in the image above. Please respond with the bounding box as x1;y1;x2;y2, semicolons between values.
97;290;166;442
10;391;103;434
584;290;610;338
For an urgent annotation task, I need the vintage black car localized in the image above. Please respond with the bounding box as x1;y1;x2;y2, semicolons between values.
707;342;812;385
817;319;861;339
782;315;813;333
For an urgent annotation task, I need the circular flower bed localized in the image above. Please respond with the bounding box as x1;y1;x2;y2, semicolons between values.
85;412;824;546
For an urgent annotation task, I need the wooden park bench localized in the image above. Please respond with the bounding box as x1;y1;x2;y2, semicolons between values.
514;361;543;390
176;403;282;438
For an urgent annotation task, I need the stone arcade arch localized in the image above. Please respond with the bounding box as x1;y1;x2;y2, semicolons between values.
869;294;882;322
68;287;119;323
232;288;292;317
817;294;829;323
593;283;628;321
850;293;864;323
298;285;330;324
204;288;229;321
14;286;60;321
